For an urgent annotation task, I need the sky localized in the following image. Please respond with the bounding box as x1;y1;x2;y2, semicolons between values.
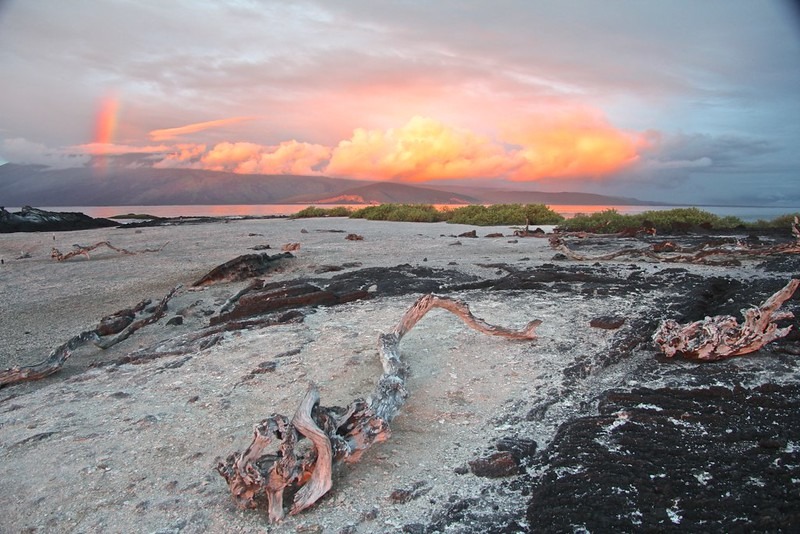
1;0;799;205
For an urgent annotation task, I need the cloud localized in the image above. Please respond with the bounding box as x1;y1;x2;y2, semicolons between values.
0;137;89;168
503;110;650;180
149;117;257;142
154;140;331;175
326;116;513;181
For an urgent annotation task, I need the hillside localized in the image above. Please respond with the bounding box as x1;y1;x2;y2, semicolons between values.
285;181;479;205
0;163;660;207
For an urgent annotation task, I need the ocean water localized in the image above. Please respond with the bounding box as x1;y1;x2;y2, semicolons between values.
6;204;799;223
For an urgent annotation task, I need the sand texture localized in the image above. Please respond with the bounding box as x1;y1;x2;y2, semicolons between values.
1;217;799;533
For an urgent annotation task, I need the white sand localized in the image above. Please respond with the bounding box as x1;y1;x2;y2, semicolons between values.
0;217;785;533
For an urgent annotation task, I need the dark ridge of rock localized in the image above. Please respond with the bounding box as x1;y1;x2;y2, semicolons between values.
0;206;118;233
210;280;367;325
468;451;520;478
192;252;294;286
211;265;482;324
589;315;626;329
324;265;481;297
526;383;800;532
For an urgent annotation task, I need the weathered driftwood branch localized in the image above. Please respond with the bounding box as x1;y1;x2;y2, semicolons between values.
94;286;180;349
0;286;180;387
51;241;168;261
653;279;799;361
0;330;100;386
550;232;800;265
217;294;541;522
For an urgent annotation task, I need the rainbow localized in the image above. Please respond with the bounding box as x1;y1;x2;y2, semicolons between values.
92;93;119;172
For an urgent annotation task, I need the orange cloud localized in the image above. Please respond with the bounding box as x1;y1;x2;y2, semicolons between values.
326;116;512;181
143;111;649;182
152;143;208;168
504;110;650;180
154;140;330;175
149;117;256;141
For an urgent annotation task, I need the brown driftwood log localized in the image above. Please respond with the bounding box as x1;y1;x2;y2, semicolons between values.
653;278;799;361
50;241;167;261
217;293;541;522
0;286;180;386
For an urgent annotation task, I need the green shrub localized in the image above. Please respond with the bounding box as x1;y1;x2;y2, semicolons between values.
349;204;448;222
558;207;746;234
291;206;353;218
757;213;800;228
557;209;630;233
448;204;564;226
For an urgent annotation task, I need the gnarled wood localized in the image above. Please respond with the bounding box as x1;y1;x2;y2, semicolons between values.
51;241;168;261
217;293;540;521
0;286;181;387
94;286;180;349
653;278;799;360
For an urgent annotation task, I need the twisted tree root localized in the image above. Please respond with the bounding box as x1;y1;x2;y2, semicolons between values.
653;279;799;360
217;293;540;521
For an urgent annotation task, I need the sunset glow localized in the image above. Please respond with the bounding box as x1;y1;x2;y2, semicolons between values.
145;114;648;182
1;1;798;205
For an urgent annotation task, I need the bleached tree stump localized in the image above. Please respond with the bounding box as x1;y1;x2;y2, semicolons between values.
653;279;799;361
217;293;541;522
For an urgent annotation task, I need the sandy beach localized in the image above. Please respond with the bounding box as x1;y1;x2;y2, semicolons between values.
1;217;798;533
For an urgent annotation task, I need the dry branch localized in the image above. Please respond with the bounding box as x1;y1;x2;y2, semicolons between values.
217;293;541;521
50;241;168;261
94;286;180;349
653;279;799;361
0;286;181;386
550;231;800;265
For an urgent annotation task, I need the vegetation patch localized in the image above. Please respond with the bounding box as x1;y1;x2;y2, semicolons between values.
557;207;746;234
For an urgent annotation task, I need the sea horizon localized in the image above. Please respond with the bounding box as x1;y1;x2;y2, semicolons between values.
4;203;799;223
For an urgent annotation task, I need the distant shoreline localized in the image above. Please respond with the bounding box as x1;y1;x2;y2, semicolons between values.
4;203;799;223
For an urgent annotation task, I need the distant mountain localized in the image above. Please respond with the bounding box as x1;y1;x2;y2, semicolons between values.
0;163;661;207
284;181;479;205
439;185;664;206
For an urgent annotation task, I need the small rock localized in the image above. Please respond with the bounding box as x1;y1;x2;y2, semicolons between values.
345;233;364;241
295;524;322;534
590;316;626;329
468;451;520;478
166;316;184;326
250;361;278;374
458;230;477;238
361;507;380;521
485;232;504;238
388;481;431;504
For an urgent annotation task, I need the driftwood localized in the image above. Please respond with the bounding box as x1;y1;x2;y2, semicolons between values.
550;231;800;265
217;294;541;522
653;279;799;361
0;286;180;386
50;241;168;261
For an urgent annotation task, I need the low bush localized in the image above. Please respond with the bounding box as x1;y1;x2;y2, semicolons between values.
558;207;746;233
448;204;564;226
291;206;353;218
349;204;448;222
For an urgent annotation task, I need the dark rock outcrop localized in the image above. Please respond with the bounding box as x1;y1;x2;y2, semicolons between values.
0;206;118;233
